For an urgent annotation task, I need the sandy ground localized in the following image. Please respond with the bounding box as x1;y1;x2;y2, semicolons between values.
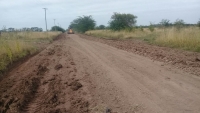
0;33;200;113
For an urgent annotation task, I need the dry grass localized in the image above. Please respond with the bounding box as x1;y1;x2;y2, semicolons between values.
85;27;200;52
154;27;200;51
0;31;60;73
86;29;152;39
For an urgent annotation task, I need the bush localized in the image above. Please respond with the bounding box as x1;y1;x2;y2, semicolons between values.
96;25;106;30
51;26;65;33
159;19;171;28
149;23;155;32
139;26;144;31
174;19;185;31
197;19;200;29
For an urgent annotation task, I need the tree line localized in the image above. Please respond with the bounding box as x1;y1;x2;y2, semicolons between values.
51;13;200;33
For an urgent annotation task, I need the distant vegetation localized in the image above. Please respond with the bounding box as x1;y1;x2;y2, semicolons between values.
84;13;200;52
174;19;185;31
86;27;200;52
197;19;200;29
159;19;171;29
0;32;60;75
69;15;96;33
1;26;43;32
95;25;106;30
51;26;65;33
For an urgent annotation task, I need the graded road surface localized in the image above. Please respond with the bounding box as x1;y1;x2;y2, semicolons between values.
0;33;200;113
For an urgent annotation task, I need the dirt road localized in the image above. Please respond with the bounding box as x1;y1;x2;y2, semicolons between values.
0;33;200;113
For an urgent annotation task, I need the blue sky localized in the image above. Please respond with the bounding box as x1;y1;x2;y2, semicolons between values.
1;0;200;30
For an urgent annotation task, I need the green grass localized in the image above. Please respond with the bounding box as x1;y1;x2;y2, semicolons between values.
0;31;60;73
85;27;200;52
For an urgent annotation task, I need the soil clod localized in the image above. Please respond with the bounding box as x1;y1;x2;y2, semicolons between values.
37;65;48;75
195;57;200;62
48;49;55;55
70;81;83;91
55;64;63;70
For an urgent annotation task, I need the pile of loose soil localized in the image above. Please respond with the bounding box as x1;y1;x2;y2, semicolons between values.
0;33;91;113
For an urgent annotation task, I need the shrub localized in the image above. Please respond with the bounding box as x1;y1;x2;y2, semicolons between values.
174;19;185;31
197;19;200;29
51;26;65;33
149;23;155;32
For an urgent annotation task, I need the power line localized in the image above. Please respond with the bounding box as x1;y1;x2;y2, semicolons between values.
43;8;48;31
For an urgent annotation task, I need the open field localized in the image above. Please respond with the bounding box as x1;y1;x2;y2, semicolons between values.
0;33;200;113
0;31;60;74
85;27;200;52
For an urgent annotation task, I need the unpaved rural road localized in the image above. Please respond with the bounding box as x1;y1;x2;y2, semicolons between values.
0;33;200;113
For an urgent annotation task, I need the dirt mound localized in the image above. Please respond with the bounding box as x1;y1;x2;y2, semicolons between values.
0;76;41;113
0;33;91;113
53;33;66;41
69;81;83;91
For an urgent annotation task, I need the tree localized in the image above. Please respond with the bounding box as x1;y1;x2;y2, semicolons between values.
51;26;65;33
98;25;106;29
174;19;185;30
69;15;96;33
197;19;200;29
109;12;137;31
95;25;106;30
160;19;171;28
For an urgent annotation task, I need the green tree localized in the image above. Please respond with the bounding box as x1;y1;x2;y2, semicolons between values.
109;12;137;31
98;25;106;29
197;19;200;29
51;26;65;33
95;25;106;30
174;19;185;30
69;15;96;33
160;19;171;28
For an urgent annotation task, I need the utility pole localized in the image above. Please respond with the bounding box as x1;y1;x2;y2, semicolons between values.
43;8;48;31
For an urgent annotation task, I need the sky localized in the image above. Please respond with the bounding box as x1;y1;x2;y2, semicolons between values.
0;0;200;30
